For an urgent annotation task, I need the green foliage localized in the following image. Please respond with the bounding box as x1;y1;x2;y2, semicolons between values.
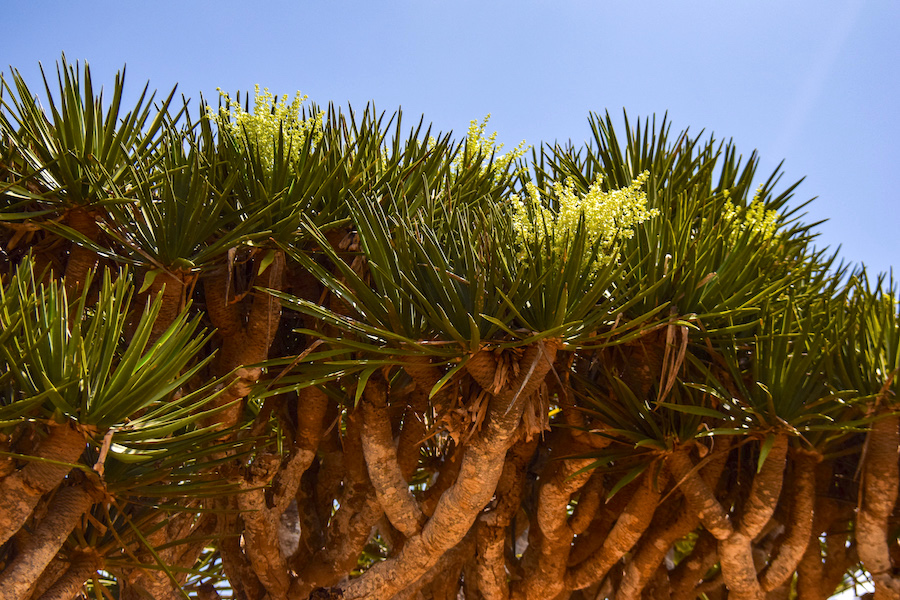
0;56;896;599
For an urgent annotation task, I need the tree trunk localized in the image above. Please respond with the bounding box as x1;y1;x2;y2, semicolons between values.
0;486;94;600
857;414;900;599
0;424;84;548
340;340;560;600
62;207;100;296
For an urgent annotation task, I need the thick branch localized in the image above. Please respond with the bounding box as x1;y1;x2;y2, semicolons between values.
667;447;733;540
715;435;788;600
0;424;84;548
291;410;384;596
857;414;900;599
617;507;699;600
759;448;820;591
341;341;559;600
512;454;595;600
616;441;729;600
566;469;666;591
144;268;192;344
474;438;536;600
0;486;94;600
739;434;788;539
273;386;329;515
361;377;425;538
568;472;604;536
62;207;100;296
205;252;285;431
669;529;718;600
36;550;102;600
236;454;290;599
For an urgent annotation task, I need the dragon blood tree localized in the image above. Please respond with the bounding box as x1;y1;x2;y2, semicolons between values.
0;57;898;600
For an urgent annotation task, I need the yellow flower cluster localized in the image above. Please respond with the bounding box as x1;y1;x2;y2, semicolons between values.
722;185;780;242
208;85;324;172
453;115;528;179
511;171;657;263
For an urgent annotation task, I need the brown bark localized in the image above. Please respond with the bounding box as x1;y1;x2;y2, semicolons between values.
617;440;730;600
474;438;537;600
196;583;221;600
62;207;100;296
266;387;330;564
421;442;464;518
718;532;763;600
396;531;476;600
796;487;852;600
340;340;560;600
669;529;719;600
667;447;733;541
0;433;15;480
567;482;637;567
361;376;425;538
644;564;673;600
236;454;291;599
666;436;789;600
797;536;826;600
274;386;329;516
822;533;857;599
219;502;266;600
19;555;69;600
719;434;789;600
144;267;193;344
396;387;428;482
0;486;94;600
566;469;665;591
694;575;727;600
0;423;84;548
36;550;102;600
512;452;595;600
290;410;384;597
553;354;607;450
120;509;216;600
204;251;285;432
617;507;699;600
568;472;604;536
759;449;820;591
403;354;451;412
739;434;789;540
857;414;900;599
290;482;383;597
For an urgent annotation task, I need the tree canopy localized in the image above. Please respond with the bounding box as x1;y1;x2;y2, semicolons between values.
0;56;898;600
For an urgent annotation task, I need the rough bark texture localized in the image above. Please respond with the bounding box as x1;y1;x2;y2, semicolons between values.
340;340;560;600
361;376;426;537
144;267;193;344
512;450;595;599
36;551;102;600
0;486;94;600
759;449;820;591
566;470;665;591
623;443;730;600
204;250;285;432
0;424;84;549
857;414;900;599
62;207;100;296
475;437;537;600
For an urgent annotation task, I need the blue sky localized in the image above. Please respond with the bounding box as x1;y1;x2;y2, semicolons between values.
3;0;897;276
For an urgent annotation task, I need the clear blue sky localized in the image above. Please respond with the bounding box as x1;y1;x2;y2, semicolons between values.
3;0;897;277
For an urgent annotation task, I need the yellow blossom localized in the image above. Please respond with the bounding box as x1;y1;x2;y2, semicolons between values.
722;184;780;242
207;85;324;172
511;170;657;265
453;114;528;180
